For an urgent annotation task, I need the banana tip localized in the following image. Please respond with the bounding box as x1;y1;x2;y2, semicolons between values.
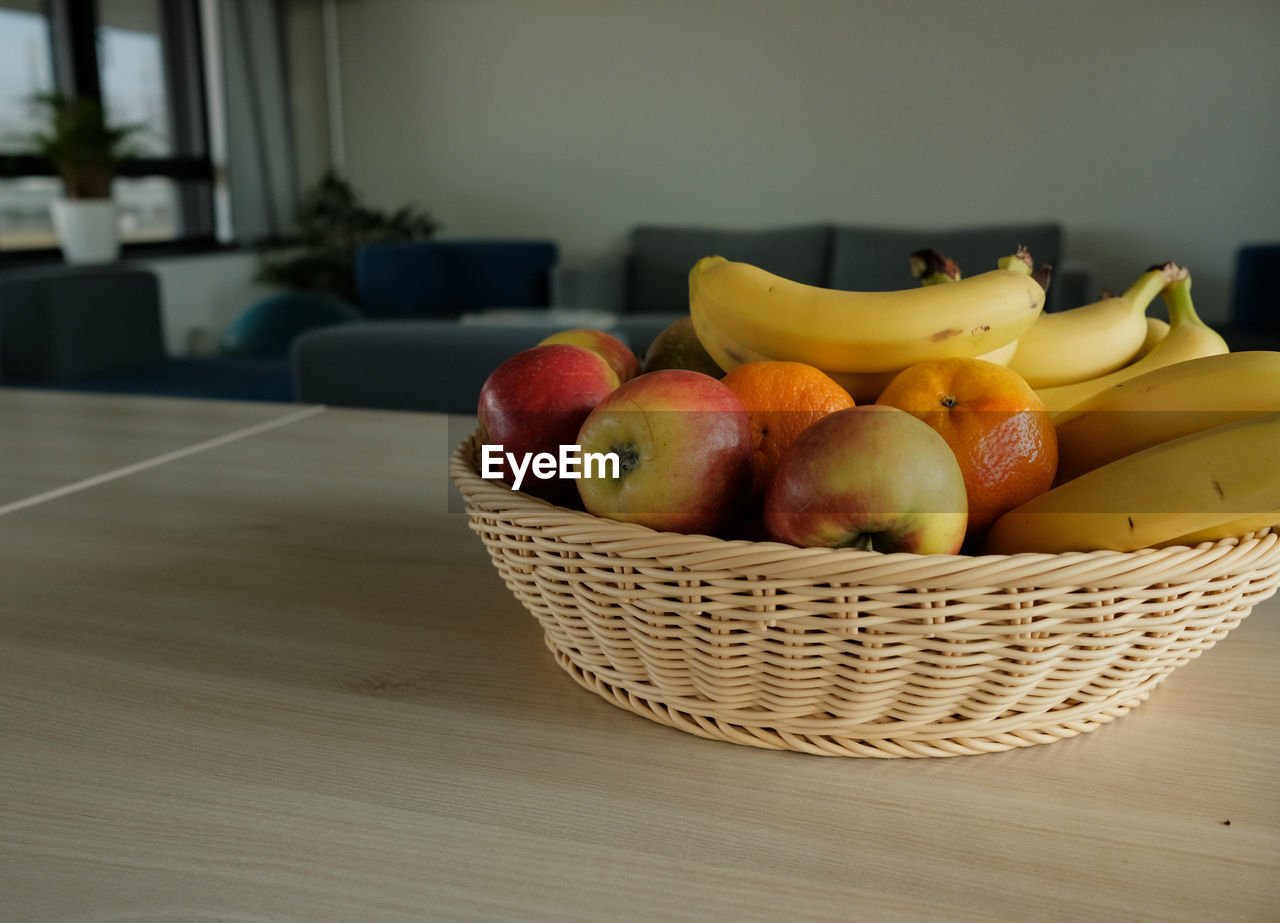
1146;261;1189;284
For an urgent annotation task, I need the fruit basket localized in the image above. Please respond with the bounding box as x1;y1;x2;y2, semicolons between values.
450;433;1280;758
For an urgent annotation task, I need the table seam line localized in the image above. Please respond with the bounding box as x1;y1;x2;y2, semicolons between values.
0;404;329;518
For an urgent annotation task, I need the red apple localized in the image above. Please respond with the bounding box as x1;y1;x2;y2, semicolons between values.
477;344;620;502
764;405;968;554
575;369;753;535
539;328;639;383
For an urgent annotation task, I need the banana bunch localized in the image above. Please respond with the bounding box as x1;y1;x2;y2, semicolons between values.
1034;268;1230;416
1007;264;1174;388
1053;350;1280;482
984;410;1280;555
689;252;1044;403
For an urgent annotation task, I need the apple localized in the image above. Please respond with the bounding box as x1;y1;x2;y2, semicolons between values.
643;316;725;377
764;405;968;554
539;328;639;383
477;344;620;502
575;369;753;535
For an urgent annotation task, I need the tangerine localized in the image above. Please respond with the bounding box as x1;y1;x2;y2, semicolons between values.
876;357;1058;534
720;360;856;497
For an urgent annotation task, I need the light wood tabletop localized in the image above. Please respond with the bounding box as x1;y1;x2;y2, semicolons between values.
1;391;1277;922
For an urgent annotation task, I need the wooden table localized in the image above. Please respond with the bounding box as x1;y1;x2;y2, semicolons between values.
2;390;1277;922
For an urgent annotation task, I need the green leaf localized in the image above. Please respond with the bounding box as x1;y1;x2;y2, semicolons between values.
256;170;440;303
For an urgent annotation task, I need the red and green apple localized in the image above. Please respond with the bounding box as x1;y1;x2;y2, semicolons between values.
575;369;753;535
764;405;968;554
539;328;639;383
477;343;620;502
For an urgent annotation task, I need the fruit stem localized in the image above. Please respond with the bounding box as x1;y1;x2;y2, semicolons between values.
1157;266;1205;329
1123;261;1183;314
910;249;961;285
845;533;877;552
1030;263;1053;293
997;247;1034;276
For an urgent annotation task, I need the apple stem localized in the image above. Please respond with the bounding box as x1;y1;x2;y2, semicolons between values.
847;533;877;552
611;444;641;476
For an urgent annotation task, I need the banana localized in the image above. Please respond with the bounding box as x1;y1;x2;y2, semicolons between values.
1054;350;1280;482
1034;267;1229;416
690;305;1020;404
1007;265;1173;389
1136;316;1170;358
1158;516;1278;547
824;340;1021;403
688;255;1044;374
983;411;1280;555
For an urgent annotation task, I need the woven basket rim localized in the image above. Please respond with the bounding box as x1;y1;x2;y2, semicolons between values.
449;432;1279;591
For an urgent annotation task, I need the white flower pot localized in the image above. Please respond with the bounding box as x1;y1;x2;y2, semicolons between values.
50;198;121;264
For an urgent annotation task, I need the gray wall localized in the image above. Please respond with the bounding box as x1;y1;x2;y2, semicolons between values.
332;0;1280;322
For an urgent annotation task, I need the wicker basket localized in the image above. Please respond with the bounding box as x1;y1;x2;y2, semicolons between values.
450;434;1280;758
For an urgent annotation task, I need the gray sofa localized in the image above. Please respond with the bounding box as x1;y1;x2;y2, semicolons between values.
291;312;678;414
0;264;294;402
292;221;1095;413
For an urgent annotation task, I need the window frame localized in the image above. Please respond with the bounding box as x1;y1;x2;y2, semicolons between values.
0;0;221;259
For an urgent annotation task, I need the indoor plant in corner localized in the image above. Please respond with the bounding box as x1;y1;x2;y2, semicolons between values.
23;92;142;264
256;170;440;304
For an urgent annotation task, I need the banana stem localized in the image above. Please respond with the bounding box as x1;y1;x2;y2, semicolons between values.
1158;267;1205;329
1123;261;1182;310
997;246;1034;275
910;249;961;284
1031;263;1053;293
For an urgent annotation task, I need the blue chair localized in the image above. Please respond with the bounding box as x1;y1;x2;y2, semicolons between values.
221;291;364;358
354;239;558;318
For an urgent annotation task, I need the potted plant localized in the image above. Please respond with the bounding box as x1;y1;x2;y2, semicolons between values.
22;92;143;263
256;171;440;304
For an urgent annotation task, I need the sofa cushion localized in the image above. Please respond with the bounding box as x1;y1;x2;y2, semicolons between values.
627;224;831;314
291;318;629;414
356;240;558;318
827;223;1064;305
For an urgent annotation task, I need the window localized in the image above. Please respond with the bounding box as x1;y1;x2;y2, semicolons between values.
0;2;57;249
0;0;215;253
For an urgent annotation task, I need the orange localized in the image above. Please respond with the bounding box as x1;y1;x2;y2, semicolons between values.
720;360;856;496
876;357;1058;534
